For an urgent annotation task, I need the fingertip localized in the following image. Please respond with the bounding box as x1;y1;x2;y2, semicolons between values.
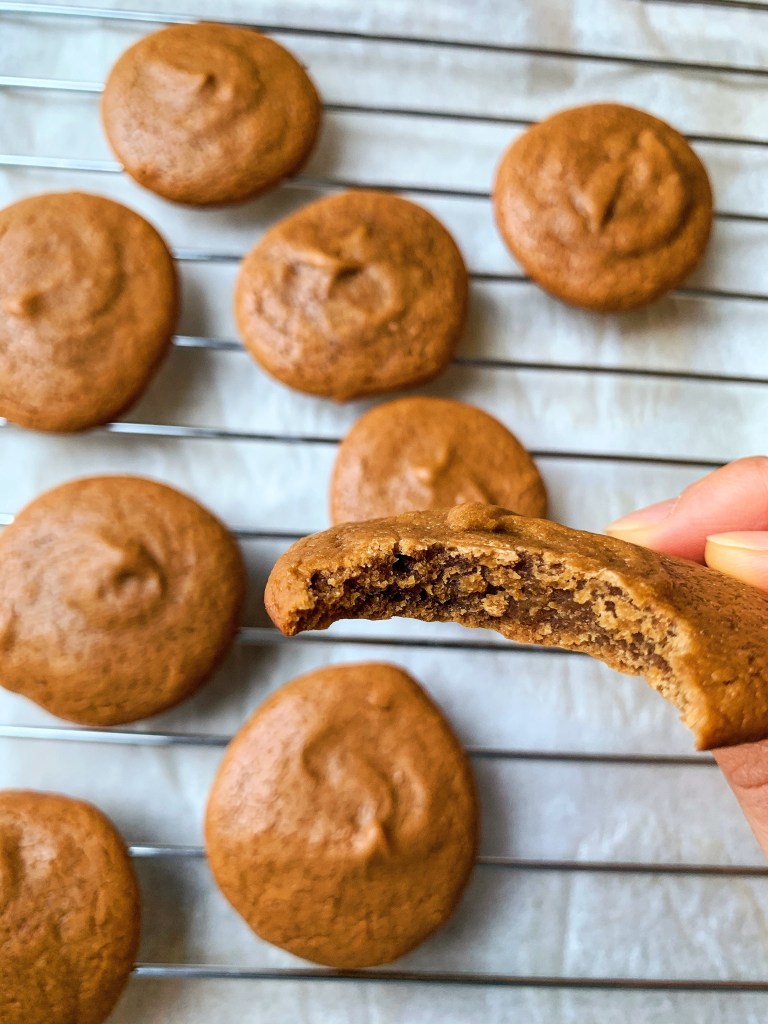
604;498;678;542
705;532;768;592
605;497;709;561
605;522;665;550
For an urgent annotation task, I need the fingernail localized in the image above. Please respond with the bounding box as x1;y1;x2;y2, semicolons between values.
705;533;768;592
706;532;768;552
605;498;678;536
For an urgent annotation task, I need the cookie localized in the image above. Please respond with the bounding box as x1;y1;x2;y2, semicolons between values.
331;396;547;523
0;790;140;1024
101;23;321;205
0;191;177;432
235;190;468;400
265;503;768;750
492;103;713;311
0;476;245;725
205;662;477;967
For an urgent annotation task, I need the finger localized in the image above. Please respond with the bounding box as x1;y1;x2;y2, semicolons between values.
605;455;768;562
705;532;768;592
713;740;768;859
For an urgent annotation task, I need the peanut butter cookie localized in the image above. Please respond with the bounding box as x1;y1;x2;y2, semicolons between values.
206;662;477;967
102;23;321;205
0;790;140;1024
0;476;245;724
0;191;177;432
331;396;547;523
493;104;713;310
235;190;468;399
266;503;768;750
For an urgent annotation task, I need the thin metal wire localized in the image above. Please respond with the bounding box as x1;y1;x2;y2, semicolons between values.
1;162;767;306
0;149;763;227
641;0;768;10
0;722;715;767
0;154;119;172
129;964;768;990
129;843;764;877
0;74;103;92
6;73;768;150
0;418;728;473
0;417;728;469
131;844;206;858
171;331;768;387
3;0;768;79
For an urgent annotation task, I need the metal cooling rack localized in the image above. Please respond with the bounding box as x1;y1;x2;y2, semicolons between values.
2;0;768;1017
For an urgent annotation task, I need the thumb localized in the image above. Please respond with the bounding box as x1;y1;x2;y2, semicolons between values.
604;458;768;856
705;533;768;857
713;741;768;860
705;532;768;591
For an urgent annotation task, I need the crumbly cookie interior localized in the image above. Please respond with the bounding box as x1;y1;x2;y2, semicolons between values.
294;543;688;712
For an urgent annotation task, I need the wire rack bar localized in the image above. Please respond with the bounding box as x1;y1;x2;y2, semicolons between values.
0;171;765;304
0;626;580;657
0;151;763;226
2;154;768;305
127;843;765;876
0;318;732;393
0;419;727;470
129;964;768;991
0;722;714;767
641;0;768;10
5;75;768;151
131;844;206;857
0;154;120;172
0;512;304;542
3;1;768;79
170;333;768;388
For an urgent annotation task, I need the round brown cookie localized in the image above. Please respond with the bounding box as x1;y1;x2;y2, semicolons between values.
0;790;140;1024
235;190;468;400
101;23;321;206
331;396;547;524
205;662;478;968
492;103;713;311
0;476;245;725
0;191;177;432
266;503;768;751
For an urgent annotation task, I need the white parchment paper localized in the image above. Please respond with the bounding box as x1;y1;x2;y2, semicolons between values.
2;2;768;1020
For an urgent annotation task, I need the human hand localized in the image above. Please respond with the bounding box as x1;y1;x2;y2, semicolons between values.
606;456;768;858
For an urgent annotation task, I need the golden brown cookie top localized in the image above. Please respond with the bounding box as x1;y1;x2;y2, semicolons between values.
265;503;768;750
205;662;477;967
0;191;177;432
331;396;547;523
101;23;321;205
235;190;468;400
0;790;140;1024
0;476;245;725
493;104;713;311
